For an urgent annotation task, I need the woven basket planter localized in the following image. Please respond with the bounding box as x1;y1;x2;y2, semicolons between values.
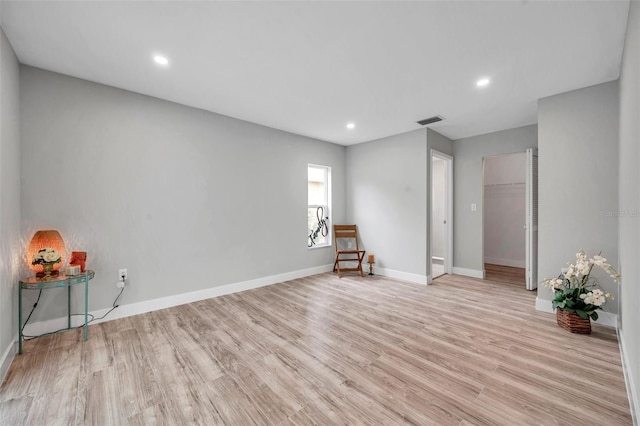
556;308;591;334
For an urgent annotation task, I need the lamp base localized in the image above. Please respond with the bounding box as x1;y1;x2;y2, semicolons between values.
36;270;60;278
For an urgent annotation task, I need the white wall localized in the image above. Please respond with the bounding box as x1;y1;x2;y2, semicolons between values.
537;81;619;313
19;66;346;323
452;125;538;274
0;27;21;380
345;128;428;282
618;0;640;419
484;152;526;186
484;153;526;268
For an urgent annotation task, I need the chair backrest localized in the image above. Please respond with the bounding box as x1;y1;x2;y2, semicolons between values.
333;225;360;251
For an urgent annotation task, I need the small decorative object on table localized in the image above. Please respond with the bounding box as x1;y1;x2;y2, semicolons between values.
544;250;620;334
70;251;87;272
367;254;375;276
31;248;62;280
66;265;81;276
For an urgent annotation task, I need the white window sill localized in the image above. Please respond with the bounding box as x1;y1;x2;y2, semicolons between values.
308;244;332;250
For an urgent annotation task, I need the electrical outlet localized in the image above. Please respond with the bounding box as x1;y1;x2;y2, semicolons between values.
116;281;125;289
119;268;128;281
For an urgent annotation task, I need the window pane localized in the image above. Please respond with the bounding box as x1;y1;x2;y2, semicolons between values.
308;167;325;183
308;181;325;205
308;206;329;247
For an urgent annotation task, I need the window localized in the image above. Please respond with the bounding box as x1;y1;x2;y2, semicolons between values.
308;164;331;247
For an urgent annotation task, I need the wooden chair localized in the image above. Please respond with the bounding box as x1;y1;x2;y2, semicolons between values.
333;225;366;278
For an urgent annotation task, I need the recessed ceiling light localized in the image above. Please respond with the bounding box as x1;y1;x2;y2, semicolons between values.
153;55;169;65
346;122;355;130
476;77;490;87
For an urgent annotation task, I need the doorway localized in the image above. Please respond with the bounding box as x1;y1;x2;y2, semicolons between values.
482;149;537;289
430;150;453;280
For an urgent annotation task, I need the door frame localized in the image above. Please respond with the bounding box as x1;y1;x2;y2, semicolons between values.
430;149;453;279
481;150;537;289
525;148;539;290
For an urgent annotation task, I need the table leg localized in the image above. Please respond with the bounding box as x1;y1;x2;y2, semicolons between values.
68;285;71;329
18;286;23;354
84;276;89;341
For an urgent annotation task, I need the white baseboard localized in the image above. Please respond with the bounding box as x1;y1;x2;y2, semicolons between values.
0;339;16;385
375;267;428;285
21;264;334;337
618;329;639;425
535;297;554;313
595;311;618;328
484;257;525;268
535;297;618;327
452;267;485;279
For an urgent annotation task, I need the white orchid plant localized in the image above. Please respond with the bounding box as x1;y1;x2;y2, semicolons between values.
543;250;620;321
32;248;62;266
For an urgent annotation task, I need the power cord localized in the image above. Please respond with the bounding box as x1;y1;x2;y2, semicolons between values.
21;286;124;341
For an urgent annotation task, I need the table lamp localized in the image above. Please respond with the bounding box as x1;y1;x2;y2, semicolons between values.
27;230;66;277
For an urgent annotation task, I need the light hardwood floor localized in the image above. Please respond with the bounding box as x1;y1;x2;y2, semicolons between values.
0;272;632;425
484;263;526;287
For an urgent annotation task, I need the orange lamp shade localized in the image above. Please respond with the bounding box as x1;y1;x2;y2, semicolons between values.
27;230;66;274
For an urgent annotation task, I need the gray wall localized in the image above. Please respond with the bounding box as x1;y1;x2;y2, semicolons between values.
427;128;454;156
538;81;619;312
452;125;538;272
618;0;640;417
345;129;428;278
0;28;21;371
20;66;346;323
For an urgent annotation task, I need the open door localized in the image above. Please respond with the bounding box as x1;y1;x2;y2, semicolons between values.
525;148;538;290
430;150;453;279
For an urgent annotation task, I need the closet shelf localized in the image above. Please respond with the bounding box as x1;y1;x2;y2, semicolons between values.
484;182;525;187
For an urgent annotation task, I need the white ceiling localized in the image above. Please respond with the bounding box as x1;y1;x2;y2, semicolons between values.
0;0;630;145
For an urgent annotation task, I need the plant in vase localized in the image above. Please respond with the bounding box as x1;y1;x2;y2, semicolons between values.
32;248;62;278
543;250;620;333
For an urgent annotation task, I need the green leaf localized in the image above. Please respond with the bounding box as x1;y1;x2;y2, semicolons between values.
592;311;599;321
575;310;589;320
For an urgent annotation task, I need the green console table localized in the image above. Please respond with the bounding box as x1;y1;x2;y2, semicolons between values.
18;270;95;354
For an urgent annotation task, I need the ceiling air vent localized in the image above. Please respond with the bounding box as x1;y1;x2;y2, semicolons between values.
417;115;444;126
